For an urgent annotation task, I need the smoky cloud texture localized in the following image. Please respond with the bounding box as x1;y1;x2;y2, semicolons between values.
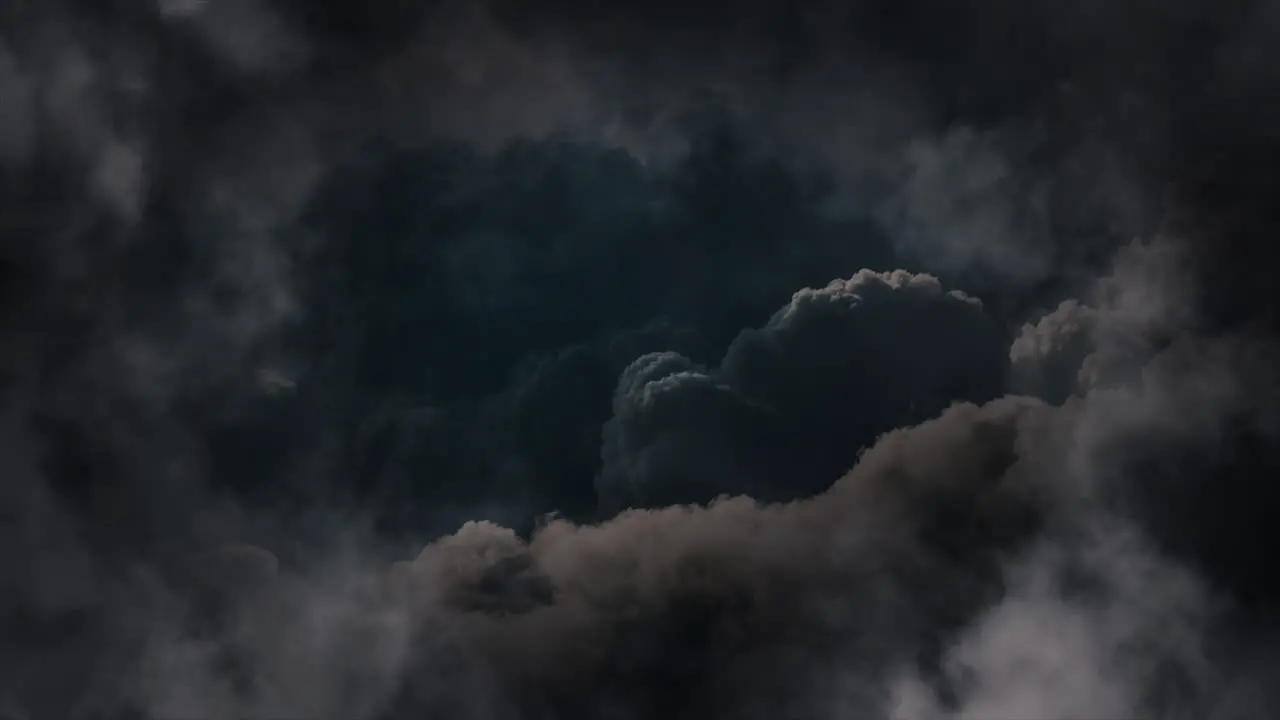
3;0;1280;719
116;310;1280;720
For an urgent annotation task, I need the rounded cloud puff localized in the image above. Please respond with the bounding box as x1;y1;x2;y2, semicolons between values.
598;269;1008;512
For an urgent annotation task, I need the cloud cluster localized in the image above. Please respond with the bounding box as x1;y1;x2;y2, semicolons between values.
598;269;1006;511
2;222;1272;719
245;135;903;530
3;0;1280;718
127;310;1280;720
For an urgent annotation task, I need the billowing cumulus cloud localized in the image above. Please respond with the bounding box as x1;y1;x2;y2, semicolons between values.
598;270;1006;511
118;318;1280;720
1010;237;1200;402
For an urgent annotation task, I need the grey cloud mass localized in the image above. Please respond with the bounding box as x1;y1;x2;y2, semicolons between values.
126;317;1280;719
3;0;1280;718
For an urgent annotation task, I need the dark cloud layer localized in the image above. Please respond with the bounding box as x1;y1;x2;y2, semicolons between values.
118;321;1280;720
598;270;1006;511
3;0;1280;718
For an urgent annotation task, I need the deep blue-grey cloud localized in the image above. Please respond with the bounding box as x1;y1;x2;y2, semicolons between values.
598;270;1006;511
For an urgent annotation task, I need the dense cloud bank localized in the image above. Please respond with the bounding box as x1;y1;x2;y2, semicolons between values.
105;308;1280;720
8;230;1280;719
4;0;1280;718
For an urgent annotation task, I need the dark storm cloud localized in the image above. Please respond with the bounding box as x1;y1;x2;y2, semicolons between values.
3;0;1280;719
129;316;1280;720
305;320;714;538
326;264;1002;535
598;269;1006;511
246;134;901;530
90;235;1280;720
137;396;1053;719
